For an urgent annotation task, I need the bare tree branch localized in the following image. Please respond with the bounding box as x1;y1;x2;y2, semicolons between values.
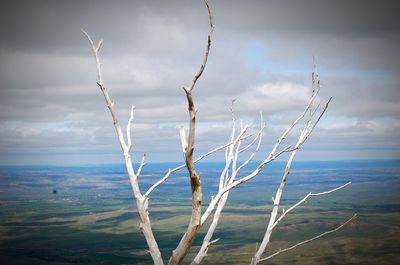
302;97;332;143
179;126;188;154
83;29;164;265
267;82;320;160
191;90;324;251
169;1;214;264
235;114;265;175
250;68;337;265
193;103;245;264
195;133;252;163
127;106;135;152
220;100;238;189
82;29;127;153
271;182;352;231
84;2;353;264
193;111;264;264
144;131;252;198
192;192;229;265
200;145;291;226
186;0;214;93
251;148;301;264
137;153;146;178
239;113;265;154
259;214;357;263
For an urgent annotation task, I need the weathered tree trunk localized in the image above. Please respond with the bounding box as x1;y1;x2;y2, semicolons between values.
83;2;355;265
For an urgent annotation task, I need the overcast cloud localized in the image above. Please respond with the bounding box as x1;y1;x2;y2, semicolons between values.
0;0;399;165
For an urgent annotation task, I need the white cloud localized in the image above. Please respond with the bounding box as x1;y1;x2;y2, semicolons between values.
238;82;310;114
0;0;399;164
15;127;41;137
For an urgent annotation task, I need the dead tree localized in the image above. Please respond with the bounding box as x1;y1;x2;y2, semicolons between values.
83;1;355;264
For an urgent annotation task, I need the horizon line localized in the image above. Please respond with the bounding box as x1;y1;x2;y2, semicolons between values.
1;159;399;168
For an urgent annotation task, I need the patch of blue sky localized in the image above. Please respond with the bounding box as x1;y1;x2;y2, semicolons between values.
319;65;394;84
2;120;81;132
318;115;357;129
242;40;313;75
320;115;398;130
243;40;395;85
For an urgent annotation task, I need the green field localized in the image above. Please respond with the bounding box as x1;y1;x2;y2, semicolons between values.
0;162;399;264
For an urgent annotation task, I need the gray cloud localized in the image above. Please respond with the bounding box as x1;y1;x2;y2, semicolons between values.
0;0;399;165
214;0;400;37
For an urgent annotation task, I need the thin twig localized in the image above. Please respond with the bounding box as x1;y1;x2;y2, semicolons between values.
127;106;135;152
137;153;146;177
187;0;214;93
144;132;251;198
201;145;291;225
83;30;163;264
259;214;357;262
271;182;352;230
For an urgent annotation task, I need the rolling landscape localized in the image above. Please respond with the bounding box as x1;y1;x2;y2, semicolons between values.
1;160;399;264
1;0;399;264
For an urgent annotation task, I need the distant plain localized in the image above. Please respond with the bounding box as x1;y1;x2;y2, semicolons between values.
0;160;399;264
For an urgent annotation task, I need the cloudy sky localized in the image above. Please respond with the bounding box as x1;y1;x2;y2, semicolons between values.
0;0;399;165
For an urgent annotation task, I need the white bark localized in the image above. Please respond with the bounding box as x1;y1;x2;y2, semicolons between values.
82;30;164;265
83;2;354;265
259;214;357;262
144;133;252;198
168;1;214;264
198;76;328;229
250;70;345;265
192;107;264;265
271;182;351;231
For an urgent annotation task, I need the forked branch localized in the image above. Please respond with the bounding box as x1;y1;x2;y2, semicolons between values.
169;1;214;264
193;107;264;265
272;182;352;231
83;1;353;264
144;132;253;198
259;214;357;262
250;70;349;265
83;30;164;265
